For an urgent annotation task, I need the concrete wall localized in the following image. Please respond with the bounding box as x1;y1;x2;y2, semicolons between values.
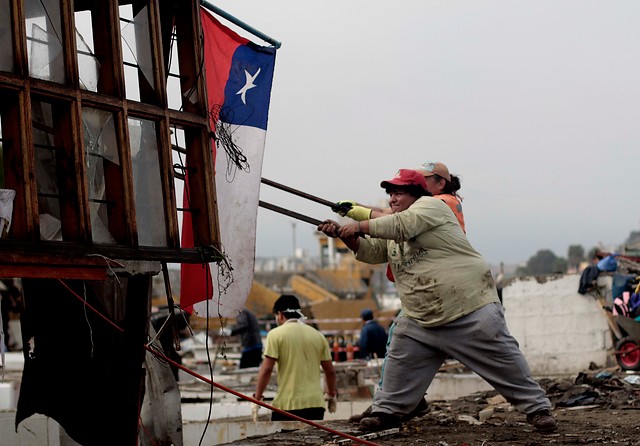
503;273;612;375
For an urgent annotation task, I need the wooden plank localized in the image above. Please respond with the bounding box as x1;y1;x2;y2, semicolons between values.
183;127;220;248
0;240;223;263
126;100;174;119
115;105;139;246
174;0;208;115
29;79;80;100
61;0;78;88
148;0;168;108
70;96;92;243
79;92;124;110
10;0;27;77
167;108;209;127
158;117;179;248
594;293;623;340
0;265;106;280
86;1;121;96
0;74;25;89
2;92;27;239
50;99;84;242
131;1;156;104
0;252;122;267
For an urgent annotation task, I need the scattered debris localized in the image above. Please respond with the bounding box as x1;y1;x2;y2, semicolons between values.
220;370;640;445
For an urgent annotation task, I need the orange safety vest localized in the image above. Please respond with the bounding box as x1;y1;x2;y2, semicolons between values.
433;194;465;234
385;194;466;282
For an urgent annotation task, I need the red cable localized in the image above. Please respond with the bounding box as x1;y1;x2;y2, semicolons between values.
57;279;383;446
138;414;159;446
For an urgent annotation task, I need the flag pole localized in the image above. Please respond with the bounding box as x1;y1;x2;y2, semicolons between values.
261;177;341;209
259;200;323;226
200;0;282;49
259;201;359;237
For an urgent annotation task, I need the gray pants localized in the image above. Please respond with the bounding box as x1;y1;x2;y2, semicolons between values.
372;303;551;417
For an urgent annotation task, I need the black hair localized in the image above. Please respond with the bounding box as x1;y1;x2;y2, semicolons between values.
361;309;374;321
434;174;462;199
384;184;429;198
273;294;302;319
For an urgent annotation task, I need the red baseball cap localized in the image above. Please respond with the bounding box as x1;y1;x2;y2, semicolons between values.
380;169;428;191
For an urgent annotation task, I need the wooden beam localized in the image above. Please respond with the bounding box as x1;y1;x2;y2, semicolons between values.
0;265;107;280
0;239;223;264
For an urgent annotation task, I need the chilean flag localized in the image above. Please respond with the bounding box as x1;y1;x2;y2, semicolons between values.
180;9;276;317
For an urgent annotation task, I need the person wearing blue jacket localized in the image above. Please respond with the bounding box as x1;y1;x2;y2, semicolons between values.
358;309;388;360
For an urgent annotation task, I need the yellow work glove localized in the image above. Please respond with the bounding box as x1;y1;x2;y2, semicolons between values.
332;200;357;217
346;206;372;221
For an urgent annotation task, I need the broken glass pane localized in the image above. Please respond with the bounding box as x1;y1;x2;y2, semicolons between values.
167;27;199;110
128;117;167;247
83;108;119;244
75;11;100;92
0;0;14;72
120;4;156;101
31;98;62;240
171;126;186;240
166;31;182;110
25;0;65;84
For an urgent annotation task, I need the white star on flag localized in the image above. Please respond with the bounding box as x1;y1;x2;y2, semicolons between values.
236;68;261;104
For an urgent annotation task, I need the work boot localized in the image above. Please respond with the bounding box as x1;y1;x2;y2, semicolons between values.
359;412;402;432
351;398;430;424
349;405;372;424
526;409;558;432
402;397;431;421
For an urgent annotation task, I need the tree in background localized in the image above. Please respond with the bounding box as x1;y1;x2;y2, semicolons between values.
517;249;567;276
514;228;639;278
567;245;585;272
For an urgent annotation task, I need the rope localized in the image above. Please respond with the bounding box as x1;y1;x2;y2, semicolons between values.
57;279;382;446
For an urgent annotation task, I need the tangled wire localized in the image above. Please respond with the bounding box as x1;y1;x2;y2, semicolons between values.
208;104;250;182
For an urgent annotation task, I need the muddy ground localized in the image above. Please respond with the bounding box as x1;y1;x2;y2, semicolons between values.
223;372;640;446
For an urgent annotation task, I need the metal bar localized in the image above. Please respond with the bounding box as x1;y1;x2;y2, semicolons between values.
335;428;400;444
200;0;282;49
259;200;323;226
160;262;180;351
261;177;339;208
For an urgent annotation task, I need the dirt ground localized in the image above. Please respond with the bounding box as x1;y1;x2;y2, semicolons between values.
224;372;640;446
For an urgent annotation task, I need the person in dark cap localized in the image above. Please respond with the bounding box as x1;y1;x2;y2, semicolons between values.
229;308;263;369
318;169;556;433
358;309;388;360
254;294;337;421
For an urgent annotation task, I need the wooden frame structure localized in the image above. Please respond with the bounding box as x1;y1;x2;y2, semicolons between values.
0;0;220;280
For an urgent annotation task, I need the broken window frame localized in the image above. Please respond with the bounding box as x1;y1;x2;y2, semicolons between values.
0;0;221;278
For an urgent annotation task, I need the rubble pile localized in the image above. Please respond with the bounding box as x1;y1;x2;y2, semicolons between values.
547;371;640;409
221;371;640;445
432;370;640;422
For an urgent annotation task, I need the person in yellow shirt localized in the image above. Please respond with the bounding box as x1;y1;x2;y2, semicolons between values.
254;294;337;421
319;169;556;433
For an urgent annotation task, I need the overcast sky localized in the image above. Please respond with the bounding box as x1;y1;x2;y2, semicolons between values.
211;0;640;266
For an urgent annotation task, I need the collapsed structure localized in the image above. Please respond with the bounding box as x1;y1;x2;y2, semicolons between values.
0;1;223;444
